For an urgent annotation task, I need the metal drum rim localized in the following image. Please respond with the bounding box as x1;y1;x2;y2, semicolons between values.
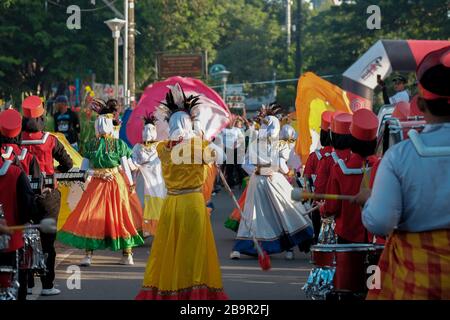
311;243;376;252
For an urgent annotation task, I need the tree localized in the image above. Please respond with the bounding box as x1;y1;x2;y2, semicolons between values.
0;0;114;103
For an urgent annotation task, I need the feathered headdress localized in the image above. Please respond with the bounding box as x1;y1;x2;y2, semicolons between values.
90;98;120;115
142;113;157;126
157;83;201;120
264;102;283;116
90;98;107;114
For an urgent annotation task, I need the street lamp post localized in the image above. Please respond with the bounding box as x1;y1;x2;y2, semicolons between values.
217;70;231;103
105;18;126;100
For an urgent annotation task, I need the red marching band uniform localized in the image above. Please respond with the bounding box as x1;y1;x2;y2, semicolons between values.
19;96;73;298
315;112;353;195
0;109;40;177
0;108;38;301
303;111;334;184
303;111;333;243
322;109;379;243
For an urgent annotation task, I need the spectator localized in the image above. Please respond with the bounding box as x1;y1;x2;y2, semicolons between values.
378;74;410;105
53;95;80;150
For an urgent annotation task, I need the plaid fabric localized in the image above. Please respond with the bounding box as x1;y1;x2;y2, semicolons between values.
367;229;450;300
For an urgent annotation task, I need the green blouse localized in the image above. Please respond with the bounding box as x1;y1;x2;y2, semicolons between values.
83;137;132;169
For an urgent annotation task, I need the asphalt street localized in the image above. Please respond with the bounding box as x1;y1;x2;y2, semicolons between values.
30;187;312;300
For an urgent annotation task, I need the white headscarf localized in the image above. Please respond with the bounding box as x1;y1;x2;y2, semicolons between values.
142;123;157;142
168;111;195;141
280;124;298;141
95;115;115;136
259;115;280;140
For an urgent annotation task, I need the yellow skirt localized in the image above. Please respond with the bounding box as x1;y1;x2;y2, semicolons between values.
136;192;227;300
142;196;165;236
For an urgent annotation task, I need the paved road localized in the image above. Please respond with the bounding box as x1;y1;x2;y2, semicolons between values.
31;187;312;300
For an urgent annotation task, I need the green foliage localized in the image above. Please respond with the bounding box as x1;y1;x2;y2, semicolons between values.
0;0;448;110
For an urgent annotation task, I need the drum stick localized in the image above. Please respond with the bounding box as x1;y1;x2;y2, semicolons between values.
7;218;57;234
292;189;355;201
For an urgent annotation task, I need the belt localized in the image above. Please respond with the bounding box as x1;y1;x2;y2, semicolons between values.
93;167;119;180
167;187;202;195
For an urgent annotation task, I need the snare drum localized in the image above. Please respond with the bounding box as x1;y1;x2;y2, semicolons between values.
311;244;374;293
0;265;15;289
0;265;18;301
0;234;10;251
20;228;47;274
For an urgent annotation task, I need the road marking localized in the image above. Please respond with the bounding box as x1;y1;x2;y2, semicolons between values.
220;266;311;272
28;248;76;300
242;280;275;284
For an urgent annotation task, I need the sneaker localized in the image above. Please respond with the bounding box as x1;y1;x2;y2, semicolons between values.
27;288;33;295
285;251;294;260
41;287;61;296
119;254;134;265
230;251;241;260
80;255;92;267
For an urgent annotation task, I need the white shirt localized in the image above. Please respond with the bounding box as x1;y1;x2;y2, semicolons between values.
389;90;410;105
131;143;167;199
362;123;450;236
221;127;245;149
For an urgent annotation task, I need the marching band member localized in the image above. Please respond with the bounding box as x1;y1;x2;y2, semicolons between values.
303;111;333;243
322;108;379;244
57;98;144;266
230;104;314;260
21;96;73;296
363;46;450;300
0;156;38;300
303;111;333;188
136;83;227;300
315;112;353;195
0;109;40;177
131;115;166;237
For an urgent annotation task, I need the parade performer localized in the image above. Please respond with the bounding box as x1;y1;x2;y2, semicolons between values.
303;111;333;189
279;123;301;182
136;83;227;300
230;104;314;260
21;96;73;296
131;115;166;237
322;108;379;244
0;154;38;300
58;98;144;266
363;46;450;300
315;112;353;195
224;110;276;233
302;111;333;243
0;109;40;177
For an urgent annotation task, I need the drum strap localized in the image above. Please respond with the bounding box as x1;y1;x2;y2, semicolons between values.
337;159;364;175
1;146;13;159
21;132;50;145
408;129;450;157
0;160;12;176
315;150;322;161
17;148;28;161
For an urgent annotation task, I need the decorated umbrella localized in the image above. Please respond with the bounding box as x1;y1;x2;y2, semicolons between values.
295;72;353;164
126;76;231;145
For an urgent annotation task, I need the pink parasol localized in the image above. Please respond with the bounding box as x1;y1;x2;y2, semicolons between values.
126;76;231;145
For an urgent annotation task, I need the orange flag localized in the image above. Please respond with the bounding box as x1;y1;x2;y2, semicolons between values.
295;72;352;164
